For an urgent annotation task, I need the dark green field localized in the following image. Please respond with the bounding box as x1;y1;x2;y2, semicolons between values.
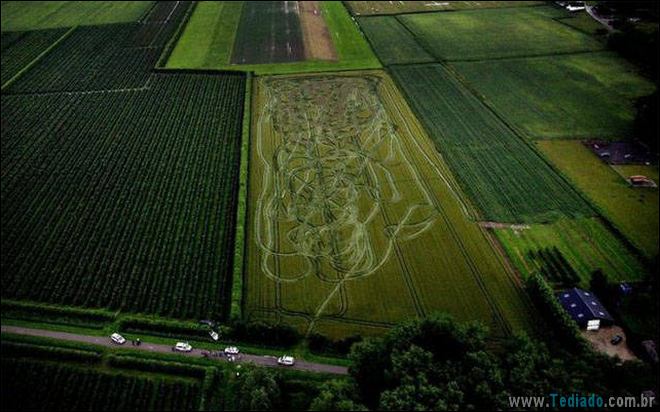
390;64;593;223
231;1;305;64
2;2;246;321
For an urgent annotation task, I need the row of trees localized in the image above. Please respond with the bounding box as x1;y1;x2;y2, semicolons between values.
228;313;656;411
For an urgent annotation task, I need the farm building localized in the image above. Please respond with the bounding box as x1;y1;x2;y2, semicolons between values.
556;288;614;330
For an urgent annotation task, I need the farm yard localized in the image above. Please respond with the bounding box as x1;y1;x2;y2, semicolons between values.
244;72;533;338
167;1;380;74
2;1;245;320
390;64;593;223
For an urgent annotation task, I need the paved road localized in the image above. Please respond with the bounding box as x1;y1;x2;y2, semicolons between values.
1;325;348;376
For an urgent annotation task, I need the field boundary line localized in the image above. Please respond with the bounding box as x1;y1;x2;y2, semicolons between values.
1;25;77;91
231;72;252;321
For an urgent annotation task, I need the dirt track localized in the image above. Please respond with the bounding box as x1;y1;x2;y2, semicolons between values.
0;325;348;375
299;1;337;61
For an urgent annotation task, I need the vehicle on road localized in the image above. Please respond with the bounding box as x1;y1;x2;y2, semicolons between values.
209;330;219;341
224;346;240;355
611;335;624;345
199;320;216;328
172;342;193;352
277;355;295;366
110;333;126;345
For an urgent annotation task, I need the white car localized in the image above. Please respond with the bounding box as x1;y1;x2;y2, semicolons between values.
110;333;126;345
224;346;240;355
172;342;193;352
277;355;295;366
209;331;219;341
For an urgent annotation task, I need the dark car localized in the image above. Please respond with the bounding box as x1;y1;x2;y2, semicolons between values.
199;320;216;328
611;335;624;345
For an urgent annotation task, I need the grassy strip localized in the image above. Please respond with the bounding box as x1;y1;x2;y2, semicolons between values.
230;72;252;321
1;25;75;90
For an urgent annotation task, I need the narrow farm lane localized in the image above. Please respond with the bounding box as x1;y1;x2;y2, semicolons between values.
0;325;348;376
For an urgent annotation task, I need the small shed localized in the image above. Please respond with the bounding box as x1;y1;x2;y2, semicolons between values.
556;288;614;330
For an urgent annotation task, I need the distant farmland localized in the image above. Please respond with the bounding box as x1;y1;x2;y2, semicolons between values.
166;1;380;74
390;64;593;223
244;72;532;338
398;6;604;61
538;140;659;259
1;2;245;320
452;52;656;139
344;1;543;16
357;16;433;65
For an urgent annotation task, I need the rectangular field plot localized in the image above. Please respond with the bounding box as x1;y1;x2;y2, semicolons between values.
398;6;604;61
1;2;245;321
1;1;153;32
345;1;543;16
357;16;434;65
167;1;380;75
494;217;648;288
537;140;659;259
244;72;533;339
390;64;592;223
231;1;305;64
452;52;656;139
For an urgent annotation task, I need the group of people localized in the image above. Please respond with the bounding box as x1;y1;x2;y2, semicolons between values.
131;338;141;346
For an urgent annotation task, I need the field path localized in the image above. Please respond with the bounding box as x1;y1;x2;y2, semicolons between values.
0;325;348;376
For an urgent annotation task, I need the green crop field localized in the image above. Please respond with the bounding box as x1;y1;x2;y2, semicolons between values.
494;217;647;288
538;140;658;259
398;6;604;61
2;3;246;321
0;1;153;31
345;1;543;16
1;28;69;86
357;16;434;65
453;52;656;139
166;1;380;75
244;71;533;339
390;64;592;223
556;11;610;36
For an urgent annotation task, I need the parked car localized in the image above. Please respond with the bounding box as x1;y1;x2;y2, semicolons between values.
172;342;193;352
199;320;216;328
110;333;126;345
224;346;240;355
277;355;295;366
209;330;219;341
611;335;624;345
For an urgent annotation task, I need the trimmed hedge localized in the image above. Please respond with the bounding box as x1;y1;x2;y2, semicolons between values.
526;273;590;353
1;341;102;363
308;333;362;356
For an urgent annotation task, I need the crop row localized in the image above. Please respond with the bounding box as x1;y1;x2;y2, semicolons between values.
1;72;245;320
0;28;68;85
3;2;192;94
390;64;593;223
1;357;201;411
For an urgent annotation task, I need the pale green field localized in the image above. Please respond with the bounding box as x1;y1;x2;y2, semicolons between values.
453;52;656;139
398;6;604;61
167;1;380;75
538;140;658;259
495;217;648;287
244;71;533;339
1;1;152;31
